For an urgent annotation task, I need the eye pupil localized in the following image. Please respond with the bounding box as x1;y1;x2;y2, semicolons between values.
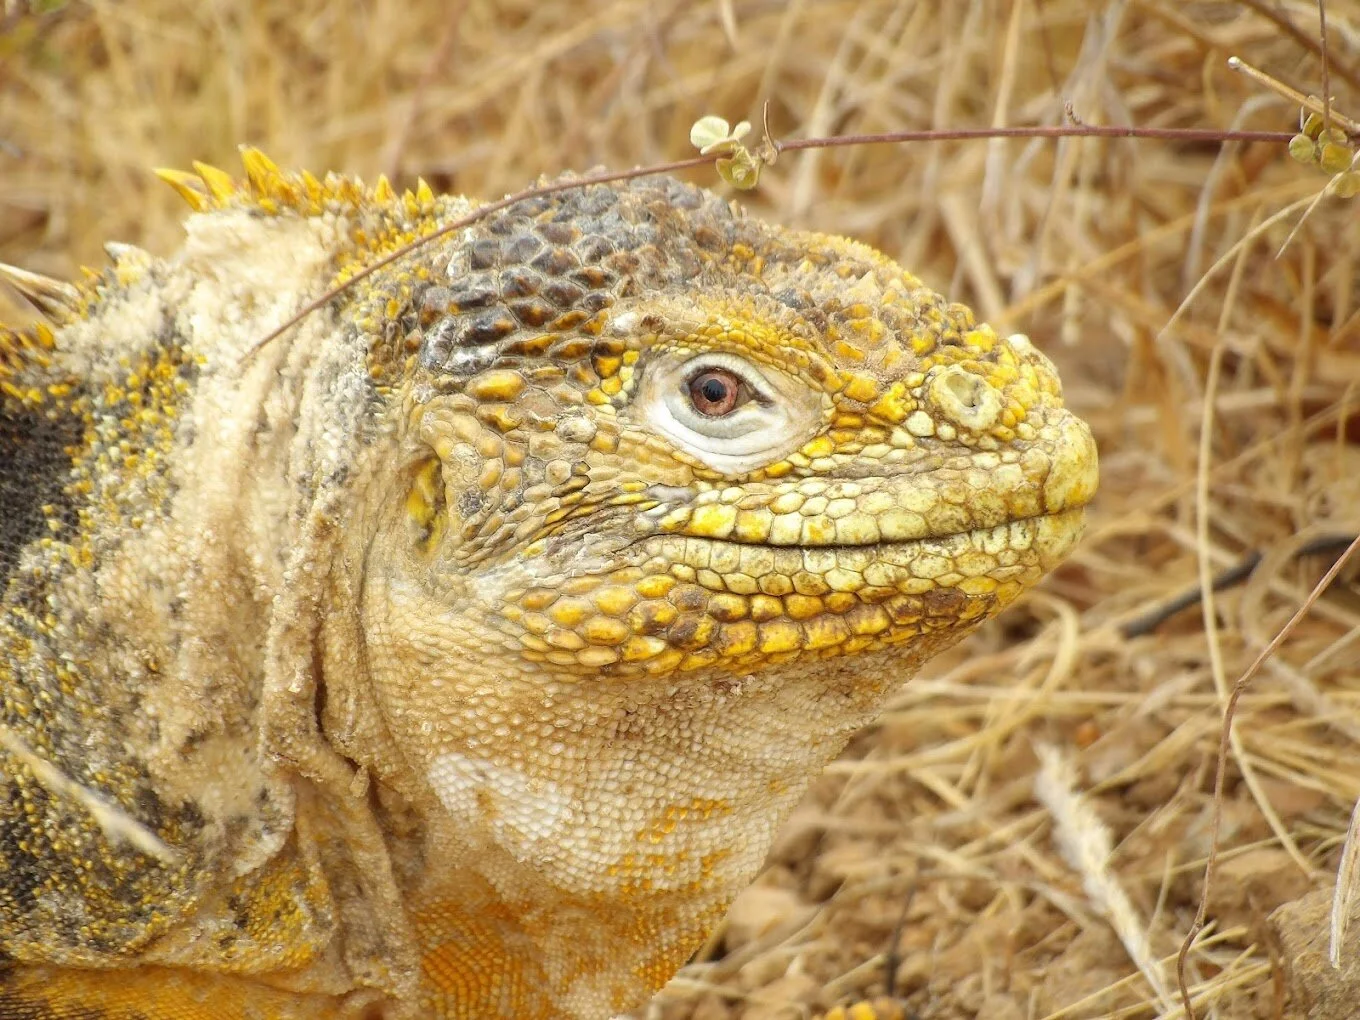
688;369;742;416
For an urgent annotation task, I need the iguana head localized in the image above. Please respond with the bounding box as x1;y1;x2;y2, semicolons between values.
327;173;1097;1010
360;176;1093;701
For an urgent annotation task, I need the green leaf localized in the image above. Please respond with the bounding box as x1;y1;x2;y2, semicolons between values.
1333;171;1360;198
1288;133;1318;165
690;116;752;155
1319;141;1354;175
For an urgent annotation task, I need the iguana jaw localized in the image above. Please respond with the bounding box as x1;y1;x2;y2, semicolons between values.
351;502;1087;1020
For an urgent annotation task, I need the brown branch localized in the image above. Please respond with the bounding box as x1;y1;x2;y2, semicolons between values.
1119;533;1359;638
1318;0;1333;132
774;124;1294;151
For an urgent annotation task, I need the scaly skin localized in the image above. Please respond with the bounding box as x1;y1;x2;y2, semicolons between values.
0;151;1097;1019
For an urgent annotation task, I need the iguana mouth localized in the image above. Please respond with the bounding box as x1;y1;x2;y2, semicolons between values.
632;413;1099;555
661;504;1087;552
638;507;1088;598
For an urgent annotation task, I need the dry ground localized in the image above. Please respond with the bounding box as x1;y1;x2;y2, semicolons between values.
4;1;1360;1017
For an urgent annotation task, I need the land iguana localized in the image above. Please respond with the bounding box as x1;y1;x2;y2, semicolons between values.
0;150;1097;1019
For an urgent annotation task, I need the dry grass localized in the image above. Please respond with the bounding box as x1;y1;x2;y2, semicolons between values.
4;0;1360;1016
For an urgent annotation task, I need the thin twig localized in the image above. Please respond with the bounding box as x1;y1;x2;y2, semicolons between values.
1227;57;1360;137
242;122;1295;361
1318;0;1332;134
773;125;1293;152
0;724;178;863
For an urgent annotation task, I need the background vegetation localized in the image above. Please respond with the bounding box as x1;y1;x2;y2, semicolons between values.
3;1;1359;1016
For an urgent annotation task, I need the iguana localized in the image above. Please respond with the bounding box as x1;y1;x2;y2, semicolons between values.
0;150;1097;1020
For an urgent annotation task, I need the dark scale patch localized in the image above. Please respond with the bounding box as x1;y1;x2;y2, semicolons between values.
0;784;45;915
456;489;485;520
500;268;538;299
773;287;813;311
0;333;209;963
0;727;205;956
466;239;501;270
1;337;198;623
0;398;85;581
541;279;584;309
418;175;740;380
0;986;121;1020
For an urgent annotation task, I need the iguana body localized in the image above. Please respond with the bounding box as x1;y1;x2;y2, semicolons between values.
0;151;1097;1019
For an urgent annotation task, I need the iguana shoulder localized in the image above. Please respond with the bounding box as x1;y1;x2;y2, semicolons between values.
0;153;451;1015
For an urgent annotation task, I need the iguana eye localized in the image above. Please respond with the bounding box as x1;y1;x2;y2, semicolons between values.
660;353;775;443
632;350;823;473
687;368;748;417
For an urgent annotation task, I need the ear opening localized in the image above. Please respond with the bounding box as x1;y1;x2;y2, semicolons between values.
403;454;446;552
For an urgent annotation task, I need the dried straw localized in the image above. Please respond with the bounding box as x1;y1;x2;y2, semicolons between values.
3;1;1360;1016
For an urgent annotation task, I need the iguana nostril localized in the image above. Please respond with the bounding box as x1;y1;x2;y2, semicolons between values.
947;372;981;408
929;364;1001;431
